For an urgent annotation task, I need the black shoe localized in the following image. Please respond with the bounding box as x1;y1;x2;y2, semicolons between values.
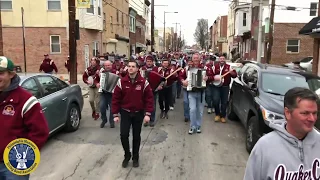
160;111;165;119
132;159;139;167
144;122;149;127
149;121;155;127
184;118;189;122
110;124;115;128
122;154;131;168
164;113;168;119
100;122;106;128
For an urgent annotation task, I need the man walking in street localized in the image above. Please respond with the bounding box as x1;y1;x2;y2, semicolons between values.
244;87;320;180
112;60;154;168
179;58;193;122
181;53;214;134
0;56;49;179
94;60;116;128
39;54;58;74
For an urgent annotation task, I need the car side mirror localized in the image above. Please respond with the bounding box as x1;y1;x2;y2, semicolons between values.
248;82;257;90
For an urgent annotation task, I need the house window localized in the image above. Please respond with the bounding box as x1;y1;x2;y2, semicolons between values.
286;39;300;53
50;35;61;53
129;15;136;33
310;3;318;16
87;0;94;14
243;12;247;26
103;13;106;31
48;0;61;10
92;42;99;57
0;0;12;10
97;0;101;15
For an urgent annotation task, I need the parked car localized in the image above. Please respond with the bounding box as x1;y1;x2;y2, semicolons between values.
227;62;242;88
19;74;84;135
227;62;320;153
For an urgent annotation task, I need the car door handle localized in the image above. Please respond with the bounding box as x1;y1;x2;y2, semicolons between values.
62;97;68;101
42;107;47;112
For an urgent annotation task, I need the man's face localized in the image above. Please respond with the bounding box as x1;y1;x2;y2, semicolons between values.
284;99;318;136
44;55;49;59
192;54;200;65
103;61;112;71
146;60;153;66
128;62;138;75
174;54;179;59
0;71;15;91
91;59;97;66
219;56;226;64
162;61;169;68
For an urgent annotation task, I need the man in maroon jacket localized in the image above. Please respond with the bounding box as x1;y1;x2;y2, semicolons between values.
213;55;237;123
112;60;153;168
39;54;58;74
0;56;49;179
83;58;101;120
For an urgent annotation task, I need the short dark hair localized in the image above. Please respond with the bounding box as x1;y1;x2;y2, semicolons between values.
162;58;169;62
128;60;139;68
284;87;318;111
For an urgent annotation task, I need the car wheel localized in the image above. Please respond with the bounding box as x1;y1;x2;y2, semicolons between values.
227;95;238;121
65;103;81;132
246;116;259;153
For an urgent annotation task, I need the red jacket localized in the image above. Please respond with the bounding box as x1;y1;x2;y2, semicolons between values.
39;59;58;73
82;65;100;87
179;64;215;87
159;67;177;87
0;86;49;161
111;73;154;116
213;63;237;86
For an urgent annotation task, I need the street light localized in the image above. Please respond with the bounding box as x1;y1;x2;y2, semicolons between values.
164;11;178;51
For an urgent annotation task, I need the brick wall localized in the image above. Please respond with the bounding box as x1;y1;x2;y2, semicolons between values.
271;23;313;65
3;27;101;74
220;16;228;37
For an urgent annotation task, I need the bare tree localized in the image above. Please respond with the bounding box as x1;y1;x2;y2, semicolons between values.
194;19;208;50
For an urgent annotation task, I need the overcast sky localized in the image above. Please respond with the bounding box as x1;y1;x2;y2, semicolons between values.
154;0;230;46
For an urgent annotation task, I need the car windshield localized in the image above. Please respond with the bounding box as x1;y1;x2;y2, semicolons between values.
261;73;310;95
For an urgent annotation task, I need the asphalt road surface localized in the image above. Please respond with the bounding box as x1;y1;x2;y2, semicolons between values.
31;96;249;180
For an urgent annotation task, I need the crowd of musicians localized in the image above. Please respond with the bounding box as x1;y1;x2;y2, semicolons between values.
79;51;237;168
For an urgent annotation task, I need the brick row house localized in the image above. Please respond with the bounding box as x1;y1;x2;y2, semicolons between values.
223;0;316;64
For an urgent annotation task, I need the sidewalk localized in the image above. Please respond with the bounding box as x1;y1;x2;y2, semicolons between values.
56;74;89;96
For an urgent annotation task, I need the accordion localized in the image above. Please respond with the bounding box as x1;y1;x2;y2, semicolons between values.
98;72;120;93
186;68;206;91
140;69;150;80
140;69;165;91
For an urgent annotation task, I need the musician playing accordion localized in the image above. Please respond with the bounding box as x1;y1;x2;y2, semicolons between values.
94;60;117;128
179;53;215;134
82;58;101;120
140;56;159;127
212;55;237;123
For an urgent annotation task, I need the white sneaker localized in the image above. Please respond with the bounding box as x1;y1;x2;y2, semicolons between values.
207;108;212;114
196;127;201;133
170;106;174;110
188;128;194;134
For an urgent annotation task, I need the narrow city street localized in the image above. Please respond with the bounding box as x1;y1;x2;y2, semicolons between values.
31;97;249;180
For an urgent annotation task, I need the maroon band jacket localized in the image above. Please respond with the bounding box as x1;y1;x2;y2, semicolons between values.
111;73;154;116
39;59;58;73
213;63;237;86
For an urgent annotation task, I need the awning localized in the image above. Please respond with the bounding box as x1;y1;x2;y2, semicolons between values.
106;38;118;43
136;43;146;48
299;17;320;35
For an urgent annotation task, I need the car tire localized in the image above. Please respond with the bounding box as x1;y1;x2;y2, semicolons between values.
65;103;81;132
227;95;238;121
246;116;259;153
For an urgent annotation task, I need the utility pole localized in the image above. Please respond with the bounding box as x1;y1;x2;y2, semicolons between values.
173;22;179;51
163;12;166;52
266;0;275;64
256;0;263;63
68;0;77;84
0;2;3;56
151;0;155;52
312;0;320;75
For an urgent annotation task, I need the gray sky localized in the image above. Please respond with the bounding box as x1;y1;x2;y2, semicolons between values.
154;0;230;46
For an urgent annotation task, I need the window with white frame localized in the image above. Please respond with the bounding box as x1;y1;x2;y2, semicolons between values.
50;35;61;53
92;42;99;56
286;39;300;53
243;12;247;26
48;0;61;10
310;3;318;16
129;15;136;33
1;0;12;10
87;0;94;14
97;0;101;15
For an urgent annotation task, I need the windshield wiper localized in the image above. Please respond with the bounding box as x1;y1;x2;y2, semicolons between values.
266;91;284;96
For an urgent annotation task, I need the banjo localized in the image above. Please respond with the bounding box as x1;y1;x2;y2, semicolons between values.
212;70;234;87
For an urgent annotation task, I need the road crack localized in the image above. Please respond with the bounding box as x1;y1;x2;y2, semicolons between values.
62;158;82;180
